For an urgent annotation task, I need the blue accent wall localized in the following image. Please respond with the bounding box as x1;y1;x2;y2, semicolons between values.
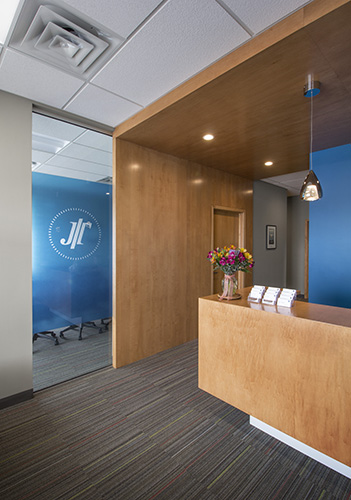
309;144;351;308
32;173;112;332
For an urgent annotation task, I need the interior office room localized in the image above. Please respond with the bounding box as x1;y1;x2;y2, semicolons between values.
0;0;350;499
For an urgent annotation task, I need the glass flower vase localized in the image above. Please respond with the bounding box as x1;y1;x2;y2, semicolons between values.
219;274;239;300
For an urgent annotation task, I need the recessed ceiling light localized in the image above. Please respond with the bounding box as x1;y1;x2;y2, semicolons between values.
203;134;214;141
32;133;69;154
265;161;273;166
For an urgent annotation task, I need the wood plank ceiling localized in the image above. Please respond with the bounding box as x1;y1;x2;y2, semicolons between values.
115;2;351;181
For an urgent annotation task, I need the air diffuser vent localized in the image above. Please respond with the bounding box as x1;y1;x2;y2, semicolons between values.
9;0;124;79
97;176;113;184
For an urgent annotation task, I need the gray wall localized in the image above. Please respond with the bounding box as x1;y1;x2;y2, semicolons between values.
287;196;309;294
0;91;33;400
253;181;287;287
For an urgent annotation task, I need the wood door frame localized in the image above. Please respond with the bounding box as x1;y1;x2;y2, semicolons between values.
211;205;246;294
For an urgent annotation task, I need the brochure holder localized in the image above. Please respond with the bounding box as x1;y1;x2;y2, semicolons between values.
262;287;281;305
277;288;297;308
248;285;266;303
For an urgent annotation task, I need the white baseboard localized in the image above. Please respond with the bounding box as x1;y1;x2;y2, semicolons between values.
250;416;351;479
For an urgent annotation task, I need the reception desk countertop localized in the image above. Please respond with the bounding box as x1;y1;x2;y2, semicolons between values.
202;288;351;328
198;289;351;468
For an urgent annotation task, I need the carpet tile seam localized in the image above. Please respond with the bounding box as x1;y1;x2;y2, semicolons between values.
170;407;236;459
69;443;159;500
0;414;47;435
0;442;68;482
0;453;75;496
16;464;86;500
149;425;237;497
0;434;60;465
112;383;155;404
69;417;128;450
148;409;195;439
83;432;146;470
56;399;107;422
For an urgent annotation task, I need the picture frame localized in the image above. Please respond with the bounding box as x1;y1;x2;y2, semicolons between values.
266;225;277;249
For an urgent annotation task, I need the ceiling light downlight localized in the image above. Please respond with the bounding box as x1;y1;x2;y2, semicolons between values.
203;134;214;141
265;161;273;166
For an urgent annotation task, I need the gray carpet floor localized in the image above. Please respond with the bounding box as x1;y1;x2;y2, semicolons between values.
33;321;112;391
1;340;351;500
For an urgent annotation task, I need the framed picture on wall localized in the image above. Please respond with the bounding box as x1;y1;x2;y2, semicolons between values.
266;225;277;249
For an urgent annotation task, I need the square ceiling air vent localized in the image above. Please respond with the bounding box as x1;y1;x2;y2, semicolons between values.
97;176;112;184
9;0;124;79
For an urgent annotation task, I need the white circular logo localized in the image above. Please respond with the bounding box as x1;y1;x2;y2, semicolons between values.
48;208;101;260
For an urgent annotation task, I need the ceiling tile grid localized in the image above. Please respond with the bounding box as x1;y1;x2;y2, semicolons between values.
32;113;85;141
59;142;112;165
35;164;105;183
0;49;85;108
91;0;250;106
65;83;143;127
74;129;113;153
32;150;54;165
32;114;112;182
222;0;313;34
64;0;165;39
46;155;111;176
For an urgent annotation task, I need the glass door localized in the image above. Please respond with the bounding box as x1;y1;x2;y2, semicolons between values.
32;113;112;391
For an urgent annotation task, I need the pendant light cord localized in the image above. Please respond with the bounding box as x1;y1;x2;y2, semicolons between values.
310;91;313;171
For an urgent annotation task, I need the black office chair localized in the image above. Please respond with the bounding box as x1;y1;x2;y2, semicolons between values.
33;331;59;345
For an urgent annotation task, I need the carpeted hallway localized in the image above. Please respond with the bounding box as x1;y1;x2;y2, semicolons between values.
32;321;112;391
1;340;350;500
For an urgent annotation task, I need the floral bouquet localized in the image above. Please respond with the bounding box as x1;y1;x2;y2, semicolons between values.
207;245;254;300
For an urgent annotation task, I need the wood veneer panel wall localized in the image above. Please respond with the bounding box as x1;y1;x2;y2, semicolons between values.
114;139;253;367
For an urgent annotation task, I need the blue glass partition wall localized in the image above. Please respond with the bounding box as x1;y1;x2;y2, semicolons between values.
32;114;112;390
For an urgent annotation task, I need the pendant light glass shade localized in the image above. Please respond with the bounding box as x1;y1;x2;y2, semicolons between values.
299;169;323;201
300;76;323;202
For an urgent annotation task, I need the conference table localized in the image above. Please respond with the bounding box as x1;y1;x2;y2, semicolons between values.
198;288;351;477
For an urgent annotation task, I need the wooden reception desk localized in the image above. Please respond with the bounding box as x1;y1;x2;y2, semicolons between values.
198;289;351;471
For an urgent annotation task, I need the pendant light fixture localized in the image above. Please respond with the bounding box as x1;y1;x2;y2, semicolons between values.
299;75;323;201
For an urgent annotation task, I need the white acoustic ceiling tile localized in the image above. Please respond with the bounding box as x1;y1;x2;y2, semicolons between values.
60;142;112;166
222;0;311;34
36;165;103;182
33;114;85;142
66;0;163;38
65;84;143;127
75;130;112;153
46;155;112;176
32;150;54;164
0;49;84;108
92;0;250;106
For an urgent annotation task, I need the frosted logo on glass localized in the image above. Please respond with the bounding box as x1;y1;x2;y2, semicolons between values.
60;218;92;250
48;208;101;260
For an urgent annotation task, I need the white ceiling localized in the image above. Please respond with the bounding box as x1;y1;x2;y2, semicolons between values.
1;0;315;189
261;170;309;197
32;113;112;183
0;0;313;128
